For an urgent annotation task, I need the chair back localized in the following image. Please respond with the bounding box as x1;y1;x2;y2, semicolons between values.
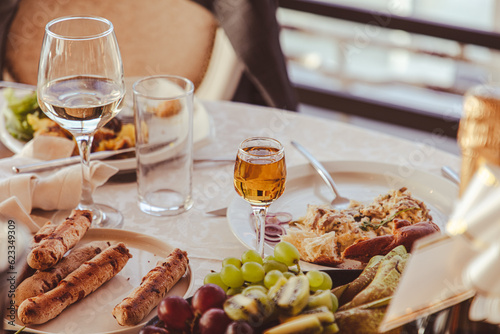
4;0;220;92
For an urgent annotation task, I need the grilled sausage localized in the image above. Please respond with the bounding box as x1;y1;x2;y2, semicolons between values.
32;221;57;244
18;243;132;325
16;221;59;284
15;241;110;308
27;210;92;270
112;248;189;326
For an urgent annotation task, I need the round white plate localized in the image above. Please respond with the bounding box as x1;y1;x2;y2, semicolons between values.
227;160;459;265
5;229;194;334
0;87;213;171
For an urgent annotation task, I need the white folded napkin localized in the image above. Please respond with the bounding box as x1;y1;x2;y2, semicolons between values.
18;135;76;160
0;136;119;232
0;162;117;211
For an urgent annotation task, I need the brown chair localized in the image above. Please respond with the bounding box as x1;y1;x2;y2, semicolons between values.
3;0;243;100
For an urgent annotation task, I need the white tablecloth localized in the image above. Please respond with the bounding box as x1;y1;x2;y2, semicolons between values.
0;100;461;290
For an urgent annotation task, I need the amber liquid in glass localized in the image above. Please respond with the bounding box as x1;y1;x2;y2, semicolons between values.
234;146;286;206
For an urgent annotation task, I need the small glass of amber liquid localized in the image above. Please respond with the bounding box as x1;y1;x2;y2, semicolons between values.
234;137;286;257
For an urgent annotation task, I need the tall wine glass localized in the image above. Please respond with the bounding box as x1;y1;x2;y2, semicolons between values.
37;16;125;228
234;137;286;257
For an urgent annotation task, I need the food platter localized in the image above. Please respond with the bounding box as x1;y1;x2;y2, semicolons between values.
227;160;459;266
4;229;194;334
141;268;363;332
0;85;213;172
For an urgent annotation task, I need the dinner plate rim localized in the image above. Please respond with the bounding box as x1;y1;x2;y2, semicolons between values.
4;228;194;334
227;160;459;269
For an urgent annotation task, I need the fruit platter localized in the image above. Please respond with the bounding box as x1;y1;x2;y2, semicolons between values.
140;242;410;334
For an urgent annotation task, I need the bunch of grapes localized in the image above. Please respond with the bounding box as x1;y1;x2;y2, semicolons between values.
140;241;338;333
141;283;252;334
204;241;332;294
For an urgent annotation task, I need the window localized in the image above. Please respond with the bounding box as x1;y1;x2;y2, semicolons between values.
277;0;500;137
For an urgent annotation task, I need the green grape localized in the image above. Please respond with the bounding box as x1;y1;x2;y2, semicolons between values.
242;285;268;296
222;257;242;269
264;269;284;289
263;259;289;273
283;271;295;279
317;272;333;291
306;270;324;291
241;262;265;283
203;272;228;291
220;264;244;288
264;255;276;262
241;250;263;264
274;241;301;267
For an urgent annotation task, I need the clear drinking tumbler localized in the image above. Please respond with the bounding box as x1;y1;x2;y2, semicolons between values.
133;75;194;216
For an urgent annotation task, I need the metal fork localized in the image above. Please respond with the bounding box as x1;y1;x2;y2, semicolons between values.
291;141;351;210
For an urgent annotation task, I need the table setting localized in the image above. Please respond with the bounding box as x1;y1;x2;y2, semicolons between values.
1;13;500;334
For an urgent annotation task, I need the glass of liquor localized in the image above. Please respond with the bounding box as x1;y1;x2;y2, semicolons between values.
37;16;125;228
234;137;286;257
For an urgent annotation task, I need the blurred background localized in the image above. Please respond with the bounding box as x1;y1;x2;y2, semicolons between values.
265;0;500;155
3;0;499;156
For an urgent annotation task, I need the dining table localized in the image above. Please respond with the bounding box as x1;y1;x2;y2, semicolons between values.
0;99;462;333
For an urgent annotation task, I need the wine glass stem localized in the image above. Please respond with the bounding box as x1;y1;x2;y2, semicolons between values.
252;205;269;258
75;134;96;210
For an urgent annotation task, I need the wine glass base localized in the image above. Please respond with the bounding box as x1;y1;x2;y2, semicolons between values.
51;204;124;229
93;204;124;229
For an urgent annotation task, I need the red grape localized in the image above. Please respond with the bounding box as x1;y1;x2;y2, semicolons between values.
157;296;194;331
198;308;231;334
192;283;227;314
139;326;170;334
225;321;254;334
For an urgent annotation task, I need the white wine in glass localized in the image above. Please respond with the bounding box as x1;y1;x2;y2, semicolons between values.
37;16;125;228
234;137;286;257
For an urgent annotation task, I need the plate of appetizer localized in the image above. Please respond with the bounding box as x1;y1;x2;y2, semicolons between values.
138;240;499;334
5;221;193;334
0;84;212;172
227;160;458;269
138;242;432;334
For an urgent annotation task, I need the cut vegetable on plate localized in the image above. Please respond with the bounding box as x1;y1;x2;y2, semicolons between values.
2;88;43;141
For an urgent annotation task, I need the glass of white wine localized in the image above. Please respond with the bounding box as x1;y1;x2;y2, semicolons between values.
234;137;286;258
37;16;125;228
